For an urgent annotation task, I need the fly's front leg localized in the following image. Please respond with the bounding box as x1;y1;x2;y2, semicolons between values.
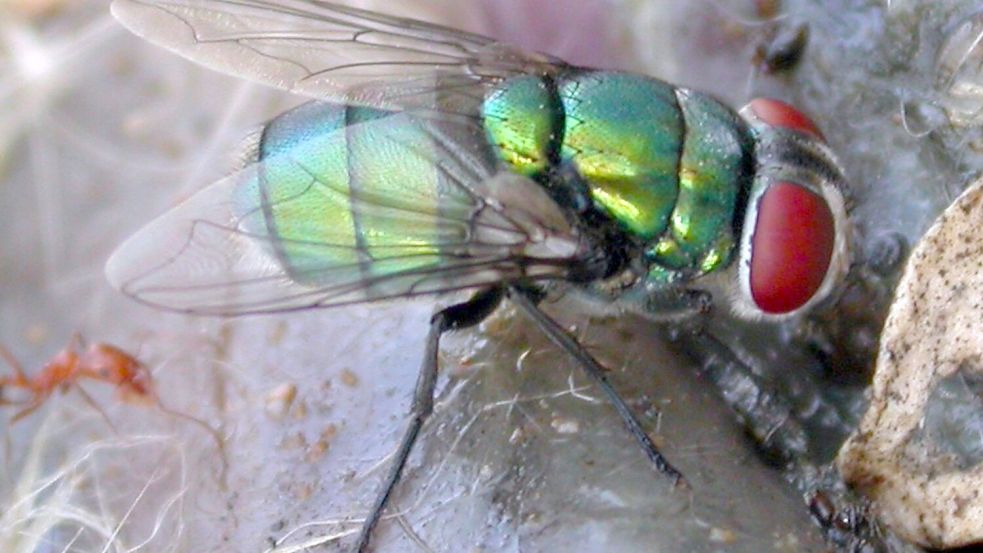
671;330;810;463
354;287;503;553
632;286;713;323
671;330;904;551
508;286;687;485
587;278;713;324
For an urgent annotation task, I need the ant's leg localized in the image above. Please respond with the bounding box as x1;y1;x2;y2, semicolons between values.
11;398;45;423
354;287;503;553
156;402;230;490
507;286;687;485
74;385;119;432
0;344;31;411
0;343;30;385
69;332;85;351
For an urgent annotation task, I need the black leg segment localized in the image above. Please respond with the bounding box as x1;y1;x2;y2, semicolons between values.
507;286;687;485
353;287;503;553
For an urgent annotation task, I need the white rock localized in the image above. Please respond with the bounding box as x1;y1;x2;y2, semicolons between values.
837;178;983;549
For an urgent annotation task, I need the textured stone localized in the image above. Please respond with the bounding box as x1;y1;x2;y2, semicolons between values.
838;178;983;549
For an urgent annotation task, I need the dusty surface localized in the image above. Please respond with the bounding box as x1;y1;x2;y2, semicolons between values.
0;1;832;552
5;1;983;552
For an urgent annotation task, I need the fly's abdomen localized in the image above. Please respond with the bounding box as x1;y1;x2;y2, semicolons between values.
482;71;753;279
236;102;363;283
235;102;460;285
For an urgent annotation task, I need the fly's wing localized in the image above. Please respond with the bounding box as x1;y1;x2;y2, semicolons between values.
110;0;568;112
105;108;584;315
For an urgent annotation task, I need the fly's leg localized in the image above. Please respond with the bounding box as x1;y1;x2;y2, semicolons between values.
588;281;713;324
507;286;687;485
354;287;504;553
671;329;810;463
675;331;909;551
634;288;712;323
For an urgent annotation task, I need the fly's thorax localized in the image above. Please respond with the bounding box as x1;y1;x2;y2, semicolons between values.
557;72;684;239
725;98;851;320
482;71;755;287
641;89;755;283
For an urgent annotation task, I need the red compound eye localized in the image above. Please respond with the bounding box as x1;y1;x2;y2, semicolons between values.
749;182;835;314
747;98;825;141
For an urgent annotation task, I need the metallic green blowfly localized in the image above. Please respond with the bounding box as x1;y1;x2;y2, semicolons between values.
105;0;852;551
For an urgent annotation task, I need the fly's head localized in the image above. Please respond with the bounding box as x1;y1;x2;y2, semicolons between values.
727;98;852;321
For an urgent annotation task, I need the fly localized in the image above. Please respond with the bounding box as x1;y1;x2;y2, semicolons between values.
104;1;852;551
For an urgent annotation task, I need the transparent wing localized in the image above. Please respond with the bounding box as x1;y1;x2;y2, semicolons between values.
105;110;583;315
110;0;568;111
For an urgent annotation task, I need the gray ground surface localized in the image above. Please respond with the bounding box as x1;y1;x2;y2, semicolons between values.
2;1;980;552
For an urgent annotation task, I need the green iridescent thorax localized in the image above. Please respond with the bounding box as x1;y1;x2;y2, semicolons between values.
646;90;753;279
559;73;683;240
482;71;753;283
234;102;468;285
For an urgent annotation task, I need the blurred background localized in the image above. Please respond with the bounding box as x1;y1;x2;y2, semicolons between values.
1;0;981;551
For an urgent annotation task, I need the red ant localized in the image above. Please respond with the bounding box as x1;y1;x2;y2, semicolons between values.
0;334;154;422
0;334;230;486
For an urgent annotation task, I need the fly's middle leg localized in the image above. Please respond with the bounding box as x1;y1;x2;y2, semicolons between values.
354;287;503;553
507;285;688;486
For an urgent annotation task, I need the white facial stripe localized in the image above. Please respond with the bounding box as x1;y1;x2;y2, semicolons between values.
733;122;852;321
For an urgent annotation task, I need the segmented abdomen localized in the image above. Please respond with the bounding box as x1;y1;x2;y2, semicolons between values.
234;102;477;286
